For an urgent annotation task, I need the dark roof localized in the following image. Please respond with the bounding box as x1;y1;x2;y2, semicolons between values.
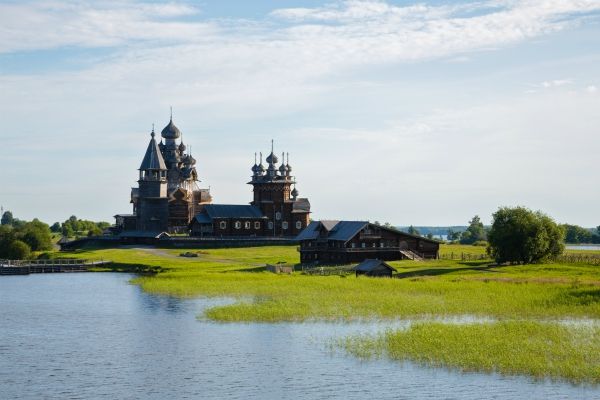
193;213;212;224
161;118;181;139
292;198;311;213
202;204;266;219
354;259;396;272
327;221;369;241
139;135;167;170
294;220;367;241
295;220;321;240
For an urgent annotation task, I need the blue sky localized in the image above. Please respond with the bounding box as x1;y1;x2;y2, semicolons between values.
0;0;599;226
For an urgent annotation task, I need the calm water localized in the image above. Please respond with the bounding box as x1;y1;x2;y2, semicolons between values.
0;274;597;400
566;244;600;251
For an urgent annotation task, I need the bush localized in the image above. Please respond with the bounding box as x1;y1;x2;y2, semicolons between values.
6;240;31;260
472;240;488;246
487;206;564;264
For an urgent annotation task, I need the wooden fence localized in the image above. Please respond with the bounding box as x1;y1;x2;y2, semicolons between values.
438;253;490;261
302;264;355;276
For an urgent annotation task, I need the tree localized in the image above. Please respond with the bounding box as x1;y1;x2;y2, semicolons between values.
407;225;420;236
6;240;31;260
426;233;434;239
460;215;487;244
1;211;14;226
447;229;461;241
487;206;564;264
50;222;61;233
561;224;592;244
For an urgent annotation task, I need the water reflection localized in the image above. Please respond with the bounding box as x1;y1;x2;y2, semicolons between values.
0;273;597;400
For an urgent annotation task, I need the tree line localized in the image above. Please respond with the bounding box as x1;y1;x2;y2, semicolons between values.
0;211;110;260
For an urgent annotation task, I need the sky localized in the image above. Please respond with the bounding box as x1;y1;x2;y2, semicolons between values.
0;0;599;227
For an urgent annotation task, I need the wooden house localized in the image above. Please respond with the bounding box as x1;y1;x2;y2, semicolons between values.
296;220;439;264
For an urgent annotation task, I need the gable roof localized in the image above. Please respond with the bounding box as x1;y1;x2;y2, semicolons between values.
139;136;167;170
354;259;397;272
202;204;266;219
295;220;321;240
327;221;369;241
295;220;440;245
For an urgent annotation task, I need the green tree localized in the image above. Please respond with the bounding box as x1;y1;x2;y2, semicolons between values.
561;224;593;244
426;233;434;239
62;224;75;238
6;240;31;260
407;225;420;236
50;222;61;233
1;211;14;226
460;215;487;244
487;206;564;264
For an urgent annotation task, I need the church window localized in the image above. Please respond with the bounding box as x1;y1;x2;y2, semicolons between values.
235;221;241;229
380;242;385;248
254;221;261;229
219;221;227;229
282;221;288;230
245;221;251;229
361;243;366;248
351;243;356;248
268;221;274;230
275;212;281;220
296;221;302;229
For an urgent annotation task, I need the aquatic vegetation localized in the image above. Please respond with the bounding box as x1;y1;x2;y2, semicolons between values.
57;245;600;322
339;321;600;384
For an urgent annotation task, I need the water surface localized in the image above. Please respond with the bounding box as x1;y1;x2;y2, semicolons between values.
0;273;597;399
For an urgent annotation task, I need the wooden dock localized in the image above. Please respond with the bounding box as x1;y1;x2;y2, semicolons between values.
0;259;112;275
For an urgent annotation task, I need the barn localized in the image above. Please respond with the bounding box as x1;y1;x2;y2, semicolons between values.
354;259;396;278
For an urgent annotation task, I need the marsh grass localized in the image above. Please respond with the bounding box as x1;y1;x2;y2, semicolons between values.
56;244;600;322
339;321;600;384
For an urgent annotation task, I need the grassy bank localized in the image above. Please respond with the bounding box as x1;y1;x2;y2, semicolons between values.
339;321;600;384
56;244;600;322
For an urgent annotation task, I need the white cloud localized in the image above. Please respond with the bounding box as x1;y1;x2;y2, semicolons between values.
586;85;598;93
541;79;572;88
0;1;212;53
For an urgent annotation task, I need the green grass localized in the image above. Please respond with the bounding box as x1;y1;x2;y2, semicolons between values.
339;321;600;384
53;243;600;383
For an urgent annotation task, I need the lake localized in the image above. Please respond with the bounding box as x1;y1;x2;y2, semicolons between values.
566;244;600;251
0;273;597;399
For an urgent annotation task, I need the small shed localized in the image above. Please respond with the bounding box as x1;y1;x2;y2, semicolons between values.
354;259;396;278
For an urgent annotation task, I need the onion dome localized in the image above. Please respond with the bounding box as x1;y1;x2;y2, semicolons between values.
291;187;299;198
179;141;186;152
266;151;278;165
278;163;286;174
161;117;181;140
259;162;266;173
252;163;259;174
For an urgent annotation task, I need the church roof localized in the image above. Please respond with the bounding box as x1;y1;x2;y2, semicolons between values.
291;198;311;213
161;118;181;139
139;134;167;170
196;204;267;220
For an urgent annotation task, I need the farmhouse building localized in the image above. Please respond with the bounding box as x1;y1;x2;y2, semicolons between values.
296;220;439;264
